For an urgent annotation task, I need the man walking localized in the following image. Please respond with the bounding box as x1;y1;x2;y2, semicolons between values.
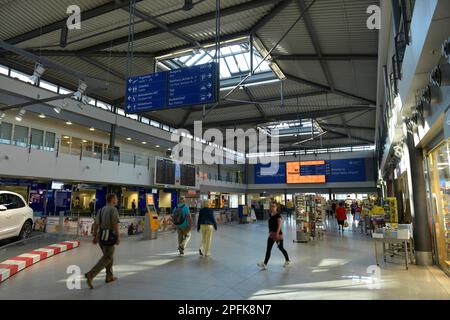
172;196;192;255
85;193;120;289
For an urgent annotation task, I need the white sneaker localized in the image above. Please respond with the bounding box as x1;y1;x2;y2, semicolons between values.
257;262;267;270
283;260;292;268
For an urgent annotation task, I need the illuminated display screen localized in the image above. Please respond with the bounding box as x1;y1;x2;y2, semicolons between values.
286;161;326;184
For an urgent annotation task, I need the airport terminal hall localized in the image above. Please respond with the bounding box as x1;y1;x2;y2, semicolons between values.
1;0;450;305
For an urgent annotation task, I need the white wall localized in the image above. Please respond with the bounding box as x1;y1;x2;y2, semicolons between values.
0;144;153;187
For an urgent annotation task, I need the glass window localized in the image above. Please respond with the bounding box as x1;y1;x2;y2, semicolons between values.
59;87;73;95
13;125;29;147
44;132;56;151
87;97;96;106
10;69;34;84
30;128;44;149
0;121;13;144
150;120;160;128
225;56;239;74
117;108;126;116
0;65;8;75
39;80;58;92
70;137;83;156
0;193;25;209
96;101;111;111
427;140;450;273
141;117;150;125
93;142;103;159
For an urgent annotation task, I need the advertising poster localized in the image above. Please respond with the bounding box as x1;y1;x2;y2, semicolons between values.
45;217;61;233
78;218;95;236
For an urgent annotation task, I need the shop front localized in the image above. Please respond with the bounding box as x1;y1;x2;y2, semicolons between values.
425;139;450;275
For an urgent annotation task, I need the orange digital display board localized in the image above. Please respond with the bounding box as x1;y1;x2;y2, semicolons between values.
286;161;326;184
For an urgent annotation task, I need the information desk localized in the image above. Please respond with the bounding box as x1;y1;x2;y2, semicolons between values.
373;237;414;270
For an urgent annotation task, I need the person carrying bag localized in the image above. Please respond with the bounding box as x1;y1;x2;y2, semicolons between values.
85;194;121;289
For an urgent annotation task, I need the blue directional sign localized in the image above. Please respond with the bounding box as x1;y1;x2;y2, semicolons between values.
125;72;167;113
168;63;217;107
125;63;218;113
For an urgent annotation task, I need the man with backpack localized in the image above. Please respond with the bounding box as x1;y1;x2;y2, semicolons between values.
172;196;192;255
85;193;120;289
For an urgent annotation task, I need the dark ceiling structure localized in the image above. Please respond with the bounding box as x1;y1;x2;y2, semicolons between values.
0;0;379;151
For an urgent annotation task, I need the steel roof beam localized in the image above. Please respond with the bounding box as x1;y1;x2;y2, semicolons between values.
78;0;278;54
122;7;201;48
285;73;376;105
322;128;374;144
243;87;266;119
185;106;373;129
316;123;375;131
250;0;293;35
0;50;153;58
271;53;378;61
78;57;126;80
5;0;140;45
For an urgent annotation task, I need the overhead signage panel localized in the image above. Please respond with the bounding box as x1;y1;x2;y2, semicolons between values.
168;63;217;107
125;72;167;113
125;63;218;113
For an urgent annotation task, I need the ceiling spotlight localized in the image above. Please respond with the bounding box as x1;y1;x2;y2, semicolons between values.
89;127;95;131
155;145;160;148
38;113;46;118
126;137;132;141
66;121;72;125
142;141;147;145
29;62;45;85
73;80;87;100
53;106;62;114
182;0;194;11
63;136;70;139
15;109;26;122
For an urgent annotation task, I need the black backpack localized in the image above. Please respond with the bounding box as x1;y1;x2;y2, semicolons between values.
173;204;186;226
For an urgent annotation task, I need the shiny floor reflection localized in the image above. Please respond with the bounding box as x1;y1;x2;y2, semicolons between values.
0;217;448;300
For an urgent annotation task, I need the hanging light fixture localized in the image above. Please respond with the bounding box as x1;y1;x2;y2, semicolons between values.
73;80;87;100
29;62;46;85
15;109;26;122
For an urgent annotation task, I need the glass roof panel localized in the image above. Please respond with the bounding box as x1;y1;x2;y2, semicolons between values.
156;38;279;85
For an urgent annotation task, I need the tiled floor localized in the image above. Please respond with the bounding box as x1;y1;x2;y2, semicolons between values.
0;217;449;300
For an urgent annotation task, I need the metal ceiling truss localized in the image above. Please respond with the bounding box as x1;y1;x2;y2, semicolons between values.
250;0;294;35
122;6;201;48
5;0;140;45
271;54;378;61
185;106;373;129
242;86;266;119
78;0;280;54
285;73;376;105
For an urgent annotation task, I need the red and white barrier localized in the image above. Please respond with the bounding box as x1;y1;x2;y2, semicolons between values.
0;240;80;283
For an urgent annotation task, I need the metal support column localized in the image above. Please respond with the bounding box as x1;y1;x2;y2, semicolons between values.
406;131;433;266
109;123;117;161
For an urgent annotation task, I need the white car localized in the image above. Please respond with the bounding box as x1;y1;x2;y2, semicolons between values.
0;191;34;241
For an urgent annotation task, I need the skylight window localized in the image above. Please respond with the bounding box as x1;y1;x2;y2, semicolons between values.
156;38;279;86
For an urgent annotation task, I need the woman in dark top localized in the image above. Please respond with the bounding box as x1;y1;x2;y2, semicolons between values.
257;202;291;270
197;200;218;257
